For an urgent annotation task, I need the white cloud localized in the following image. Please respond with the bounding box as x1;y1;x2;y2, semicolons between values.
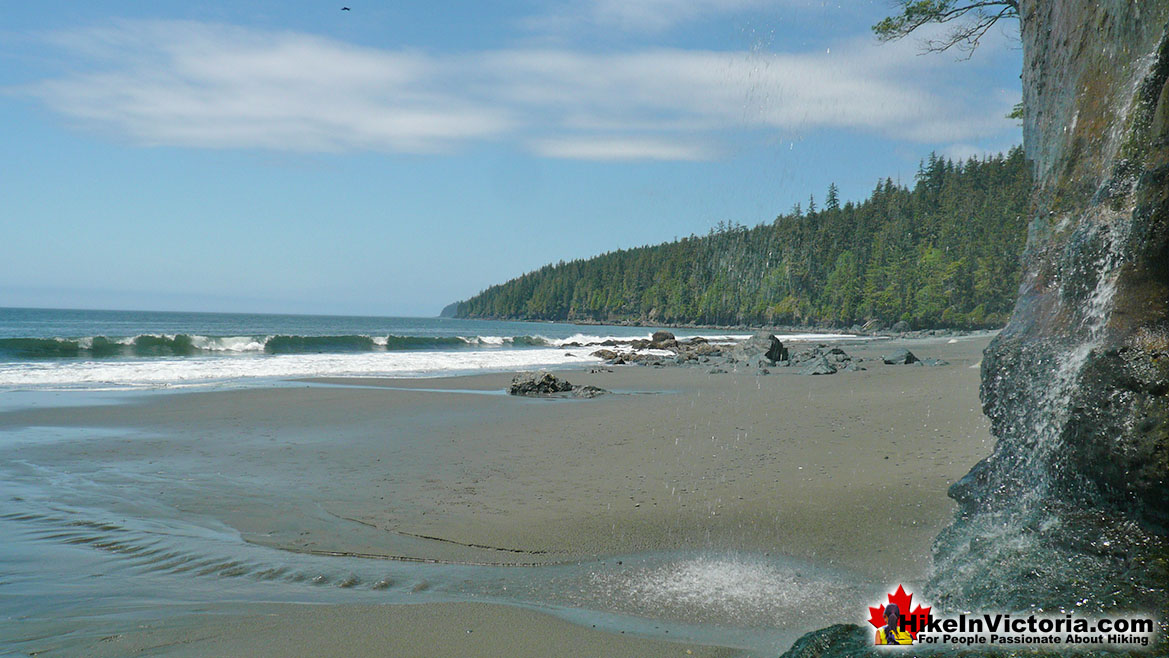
582;0;769;32
481;43;1013;142
18;20;1019;161
28;21;512;153
531;136;714;160
520;0;838;36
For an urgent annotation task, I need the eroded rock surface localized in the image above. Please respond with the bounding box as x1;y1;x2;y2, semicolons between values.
928;0;1169;631
787;2;1169;655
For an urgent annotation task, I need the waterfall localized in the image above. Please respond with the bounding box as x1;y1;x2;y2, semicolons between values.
926;6;1169;623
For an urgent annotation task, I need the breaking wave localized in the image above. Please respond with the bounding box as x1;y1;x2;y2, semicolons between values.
0;334;569;360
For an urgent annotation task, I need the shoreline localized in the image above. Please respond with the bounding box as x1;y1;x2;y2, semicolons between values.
0;334;995;656
449;314;1002;338
29;601;742;658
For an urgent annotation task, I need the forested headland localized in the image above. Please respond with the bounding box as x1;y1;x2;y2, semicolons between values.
453;147;1031;329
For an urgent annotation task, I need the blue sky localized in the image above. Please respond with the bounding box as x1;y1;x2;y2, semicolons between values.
1;1;1022;317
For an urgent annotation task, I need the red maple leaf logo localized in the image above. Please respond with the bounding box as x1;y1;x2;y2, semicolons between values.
867;584;932;640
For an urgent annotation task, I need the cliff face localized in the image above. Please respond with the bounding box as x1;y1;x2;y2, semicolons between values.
930;0;1169;617
780;4;1169;655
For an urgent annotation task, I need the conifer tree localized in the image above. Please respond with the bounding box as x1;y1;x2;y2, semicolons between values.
456;148;1030;330
826;183;840;211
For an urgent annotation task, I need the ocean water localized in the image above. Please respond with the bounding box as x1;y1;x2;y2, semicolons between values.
0;307;875;655
0;307;768;390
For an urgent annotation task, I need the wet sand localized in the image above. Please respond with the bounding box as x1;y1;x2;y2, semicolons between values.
23;602;738;658
0;334;995;656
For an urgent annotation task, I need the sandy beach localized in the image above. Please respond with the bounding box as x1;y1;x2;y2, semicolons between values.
0;333;995;656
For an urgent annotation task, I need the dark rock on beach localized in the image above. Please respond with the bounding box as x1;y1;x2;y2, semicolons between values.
571;385;608;398
508;371;608;398
787;345;858;373
799;356;837;376
713;332;791;370
765;335;789;363
880;348;918;365
509;371;573;395
649;330;677;349
686;341;721;357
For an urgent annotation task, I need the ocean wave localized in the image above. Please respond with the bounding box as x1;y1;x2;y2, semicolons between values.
0;330;870;362
0;334;566;359
0;331;853;361
0;335;202;358
0;348;602;390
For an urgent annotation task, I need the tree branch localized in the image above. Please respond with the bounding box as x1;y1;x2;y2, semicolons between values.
873;1;1019;54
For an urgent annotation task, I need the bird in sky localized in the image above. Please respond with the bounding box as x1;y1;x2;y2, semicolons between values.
341;6;350;10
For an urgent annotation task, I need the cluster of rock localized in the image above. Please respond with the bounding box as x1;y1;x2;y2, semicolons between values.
508;371;607;398
583;331;957;377
589;331;963;378
789;345;864;375
587;331;850;376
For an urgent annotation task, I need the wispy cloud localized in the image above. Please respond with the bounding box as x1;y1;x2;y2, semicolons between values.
18;20;1019;161
524;0;772;34
482;43;1014;143
531;136;715;161
28;21;511;153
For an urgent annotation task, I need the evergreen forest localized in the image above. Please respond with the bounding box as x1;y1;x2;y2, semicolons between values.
454;147;1031;329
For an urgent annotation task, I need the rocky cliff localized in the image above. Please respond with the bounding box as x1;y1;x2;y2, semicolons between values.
782;1;1169;654
931;0;1169;617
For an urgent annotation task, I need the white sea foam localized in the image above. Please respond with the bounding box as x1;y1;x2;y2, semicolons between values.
552;333;647;346
0;329;869;391
0;348;603;390
586;555;860;626
771;333;866;341
189;335;267;352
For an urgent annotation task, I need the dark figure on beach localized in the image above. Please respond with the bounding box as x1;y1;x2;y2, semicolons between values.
875;603;913;645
